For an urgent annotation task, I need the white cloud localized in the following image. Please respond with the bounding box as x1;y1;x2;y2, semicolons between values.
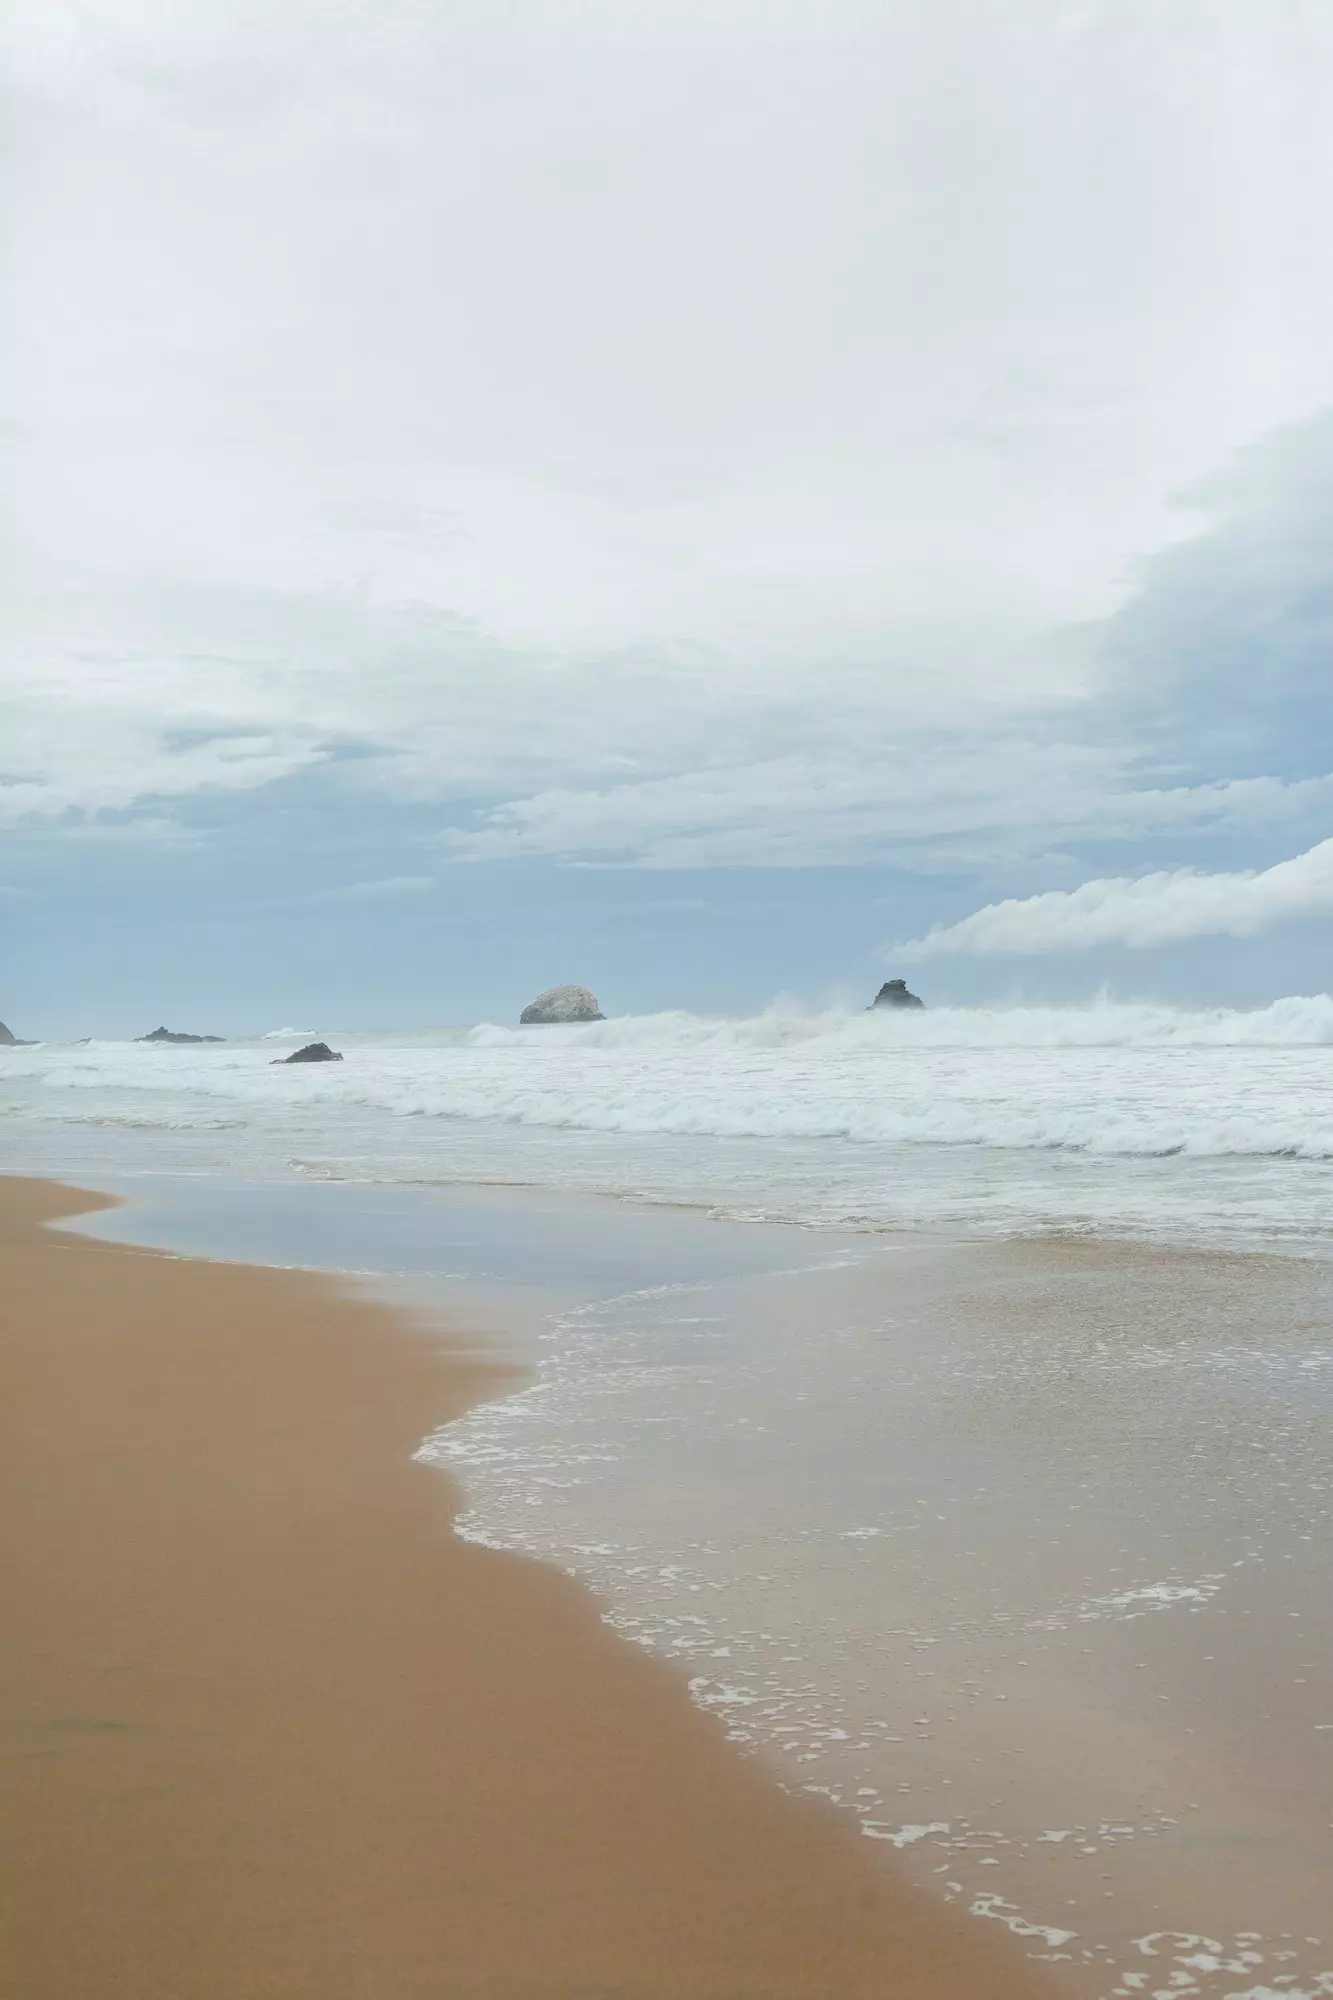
7;0;1333;839
894;836;1333;959
309;875;433;904
6;0;1333;912
440;762;1333;871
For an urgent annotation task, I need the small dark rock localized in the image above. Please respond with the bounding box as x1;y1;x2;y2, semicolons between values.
273;1041;343;1064
869;979;924;1011
138;1026;225;1044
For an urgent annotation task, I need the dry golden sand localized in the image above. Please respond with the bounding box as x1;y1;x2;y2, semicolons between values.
0;1176;1051;1999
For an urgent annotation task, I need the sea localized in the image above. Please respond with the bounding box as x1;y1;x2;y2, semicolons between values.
4;999;1333;1999
4;996;1333;1244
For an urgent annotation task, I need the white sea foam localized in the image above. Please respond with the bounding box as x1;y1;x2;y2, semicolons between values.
469;993;1333;1052
421;1231;1333;1999
4;997;1333;1243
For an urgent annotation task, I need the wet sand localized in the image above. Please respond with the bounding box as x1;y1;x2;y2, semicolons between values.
412;1223;1333;1997
0;1176;1048;2000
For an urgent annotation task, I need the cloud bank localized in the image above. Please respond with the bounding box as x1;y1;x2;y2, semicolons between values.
1102;410;1333;773
7;0;1333;1021
895;837;1333;959
7;0;1333;877
440;761;1333;872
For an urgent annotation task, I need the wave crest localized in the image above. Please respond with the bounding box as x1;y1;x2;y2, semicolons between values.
469;993;1333;1051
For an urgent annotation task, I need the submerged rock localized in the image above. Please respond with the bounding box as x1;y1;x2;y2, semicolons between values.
869;979;924;1011
273;1041;343;1064
519;984;605;1024
137;1025;225;1043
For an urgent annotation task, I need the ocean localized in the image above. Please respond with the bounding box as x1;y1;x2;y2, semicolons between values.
5;1001;1333;1997
4;995;1333;1246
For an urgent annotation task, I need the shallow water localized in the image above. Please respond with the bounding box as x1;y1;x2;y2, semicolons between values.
55;1174;1333;2000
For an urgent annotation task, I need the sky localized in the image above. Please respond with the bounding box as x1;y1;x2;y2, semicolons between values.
5;0;1333;1035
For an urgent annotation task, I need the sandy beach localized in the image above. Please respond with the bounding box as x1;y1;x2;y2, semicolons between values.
0;1175;1048;2000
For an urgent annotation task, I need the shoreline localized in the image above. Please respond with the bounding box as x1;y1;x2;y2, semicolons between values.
1;1174;1048;1999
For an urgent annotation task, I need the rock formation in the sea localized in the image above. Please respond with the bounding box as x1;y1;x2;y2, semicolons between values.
869;979;924;1011
0;1020;34;1046
519;985;605;1024
272;1041;343;1064
137;1026;225;1044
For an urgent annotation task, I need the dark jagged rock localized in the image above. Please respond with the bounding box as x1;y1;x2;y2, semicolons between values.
137;1026;225;1044
519;984;605;1025
273;1041;343;1064
869;979;924;1011
0;1020;35;1046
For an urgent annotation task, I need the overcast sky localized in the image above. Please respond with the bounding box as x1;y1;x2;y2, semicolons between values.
5;0;1333;1034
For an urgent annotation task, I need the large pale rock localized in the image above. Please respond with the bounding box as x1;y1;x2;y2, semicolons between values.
0;1020;21;1045
519;985;605;1025
869;979;924;1011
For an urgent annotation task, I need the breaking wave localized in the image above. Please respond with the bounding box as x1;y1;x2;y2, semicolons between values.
470;993;1333;1050
5;996;1333;1247
4;997;1333;1167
